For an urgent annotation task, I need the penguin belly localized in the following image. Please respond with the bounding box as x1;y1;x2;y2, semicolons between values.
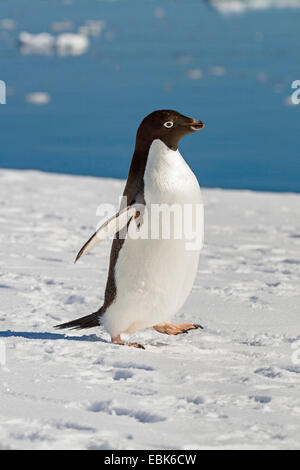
101;140;203;338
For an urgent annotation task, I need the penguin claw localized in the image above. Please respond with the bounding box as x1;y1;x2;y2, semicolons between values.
112;336;145;350
193;323;204;330
127;342;145;350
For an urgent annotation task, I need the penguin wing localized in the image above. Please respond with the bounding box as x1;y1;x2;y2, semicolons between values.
74;203;142;263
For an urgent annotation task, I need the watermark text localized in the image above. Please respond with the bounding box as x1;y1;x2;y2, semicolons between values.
291;80;300;105
95;197;204;251
0;80;6;104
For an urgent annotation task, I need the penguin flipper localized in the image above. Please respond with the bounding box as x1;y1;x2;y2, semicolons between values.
74;204;141;263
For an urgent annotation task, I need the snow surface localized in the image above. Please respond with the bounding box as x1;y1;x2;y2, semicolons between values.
0;169;300;450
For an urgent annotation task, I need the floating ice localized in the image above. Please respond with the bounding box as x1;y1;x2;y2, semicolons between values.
209;0;300;14
26;92;51;106
18;31;89;56
154;8;165;19
187;69;203;80
55;33;89;56
210;66;226;77
50;20;74;33
18;32;55;54
78;20;105;37
257;72;267;82
0;19;16;30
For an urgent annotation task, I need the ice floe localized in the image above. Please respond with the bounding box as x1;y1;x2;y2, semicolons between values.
209;0;300;14
19;32;55;54
55;33;89;56
18;31;90;56
78;20;105;38
187;69;203;80
26;92;51;106
0;18;17;30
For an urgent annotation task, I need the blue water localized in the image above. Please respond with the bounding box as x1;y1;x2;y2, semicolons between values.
0;0;299;192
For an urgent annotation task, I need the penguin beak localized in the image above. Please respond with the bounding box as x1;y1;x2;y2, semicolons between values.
189;119;205;131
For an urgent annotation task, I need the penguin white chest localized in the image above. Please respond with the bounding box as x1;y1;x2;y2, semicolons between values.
102;139;203;338
143;139;201;204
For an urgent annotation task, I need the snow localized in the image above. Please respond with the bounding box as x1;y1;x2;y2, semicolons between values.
0;169;300;450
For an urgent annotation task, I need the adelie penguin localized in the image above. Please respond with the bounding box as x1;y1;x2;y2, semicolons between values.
56;110;205;349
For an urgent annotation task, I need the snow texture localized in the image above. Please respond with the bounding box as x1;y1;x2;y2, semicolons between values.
0;169;300;450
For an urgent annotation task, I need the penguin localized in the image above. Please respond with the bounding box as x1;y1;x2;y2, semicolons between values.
56;110;205;349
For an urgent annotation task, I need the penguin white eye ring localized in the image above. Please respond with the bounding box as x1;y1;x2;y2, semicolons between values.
163;121;174;128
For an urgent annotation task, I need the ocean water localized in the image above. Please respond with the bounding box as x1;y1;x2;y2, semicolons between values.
0;0;299;192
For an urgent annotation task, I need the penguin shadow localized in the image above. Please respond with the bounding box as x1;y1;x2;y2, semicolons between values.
0;330;108;343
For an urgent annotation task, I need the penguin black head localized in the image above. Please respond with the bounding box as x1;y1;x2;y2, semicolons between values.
135;109;205;152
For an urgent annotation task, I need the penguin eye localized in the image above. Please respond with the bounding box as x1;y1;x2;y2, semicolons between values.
163;121;174;128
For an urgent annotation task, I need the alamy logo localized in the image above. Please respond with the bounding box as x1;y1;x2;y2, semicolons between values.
291;80;300;105
95;197;204;251
0;80;6;104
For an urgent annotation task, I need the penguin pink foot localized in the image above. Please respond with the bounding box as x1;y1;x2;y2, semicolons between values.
112;335;145;350
153;322;203;335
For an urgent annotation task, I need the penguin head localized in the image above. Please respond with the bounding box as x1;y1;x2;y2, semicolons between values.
136;110;205;152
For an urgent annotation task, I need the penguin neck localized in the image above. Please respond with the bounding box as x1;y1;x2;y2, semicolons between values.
132;137;178;176
146;139;180;169
124;138;178;204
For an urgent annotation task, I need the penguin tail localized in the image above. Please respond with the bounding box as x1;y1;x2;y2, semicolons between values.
55;311;101;330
